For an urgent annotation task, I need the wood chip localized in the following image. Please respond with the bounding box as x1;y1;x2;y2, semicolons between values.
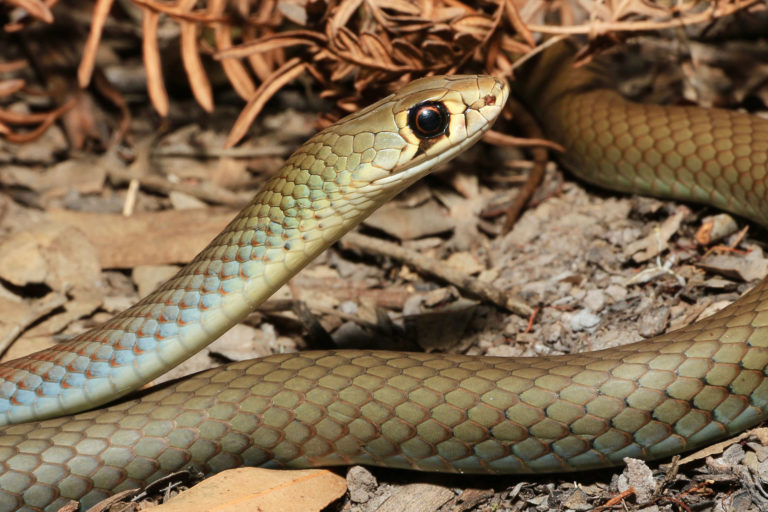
375;483;454;512
696;213;739;245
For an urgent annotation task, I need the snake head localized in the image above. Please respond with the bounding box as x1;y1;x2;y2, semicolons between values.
285;75;510;204
361;75;509;192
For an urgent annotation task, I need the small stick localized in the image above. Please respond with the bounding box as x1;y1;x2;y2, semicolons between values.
498;96;553;234
342;232;532;317
109;168;246;208
595;487;636;510
151;145;291;159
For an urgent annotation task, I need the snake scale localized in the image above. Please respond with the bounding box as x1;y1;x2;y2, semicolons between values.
1;42;768;511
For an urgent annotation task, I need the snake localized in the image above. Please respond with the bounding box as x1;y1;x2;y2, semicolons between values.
1;42;768;511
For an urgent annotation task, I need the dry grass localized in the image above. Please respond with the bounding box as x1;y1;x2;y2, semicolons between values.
1;0;762;145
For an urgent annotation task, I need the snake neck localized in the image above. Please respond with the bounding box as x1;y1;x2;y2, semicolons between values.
0;158;401;425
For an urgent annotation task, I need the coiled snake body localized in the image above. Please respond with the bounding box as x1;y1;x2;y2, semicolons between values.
2;47;768;511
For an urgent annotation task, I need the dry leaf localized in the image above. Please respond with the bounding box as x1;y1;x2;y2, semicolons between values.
145;468;346;512
226;58;306;147
180;0;213;112
679;429;761;465
78;0;115;87
364;200;455;240
48;208;235;268
0;223;103;338
142;9;169;117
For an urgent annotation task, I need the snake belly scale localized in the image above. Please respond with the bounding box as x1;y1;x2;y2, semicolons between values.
1;51;768;511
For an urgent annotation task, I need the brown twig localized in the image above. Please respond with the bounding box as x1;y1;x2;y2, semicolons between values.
108;168;247;208
226;57;307;148
78;0;115;87
1;97;77;143
595;487;636;511
499;96;553;233
342;232;532;317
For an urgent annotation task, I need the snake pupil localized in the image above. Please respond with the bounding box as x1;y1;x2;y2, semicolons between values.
408;101;449;139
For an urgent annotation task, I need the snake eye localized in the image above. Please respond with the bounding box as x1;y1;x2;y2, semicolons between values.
408;101;449;139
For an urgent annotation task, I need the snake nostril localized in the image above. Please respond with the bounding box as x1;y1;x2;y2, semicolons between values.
484;94;496;106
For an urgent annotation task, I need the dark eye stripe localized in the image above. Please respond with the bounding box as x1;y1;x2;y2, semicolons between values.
408;101;449;139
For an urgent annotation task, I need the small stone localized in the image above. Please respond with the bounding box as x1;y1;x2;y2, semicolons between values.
638;306;670;338
542;323;564;343
568;309;600;332
347;466;377;504
605;284;628;302
570;287;586;301
339;300;358;315
561;488;591;511
617;458;656;504
583;290;606;312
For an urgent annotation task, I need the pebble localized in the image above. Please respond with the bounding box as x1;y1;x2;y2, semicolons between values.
346;466;378;504
638;305;670;338
616;458;656;503
568;309;600;332
583;290;605;312
339;300;358;315
542;323;564;343
605;284;628;302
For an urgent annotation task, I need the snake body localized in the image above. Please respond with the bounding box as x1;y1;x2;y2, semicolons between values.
2;44;768;511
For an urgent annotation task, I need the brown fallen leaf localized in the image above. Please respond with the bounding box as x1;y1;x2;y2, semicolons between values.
47;208;236;268
2;334;59;362
624;207;687;263
364;199;455;240
145;468;346;512
0;223;103;338
679;428;768;465
0;296;66;360
132;265;181;297
0;158;106;198
698;247;768;282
